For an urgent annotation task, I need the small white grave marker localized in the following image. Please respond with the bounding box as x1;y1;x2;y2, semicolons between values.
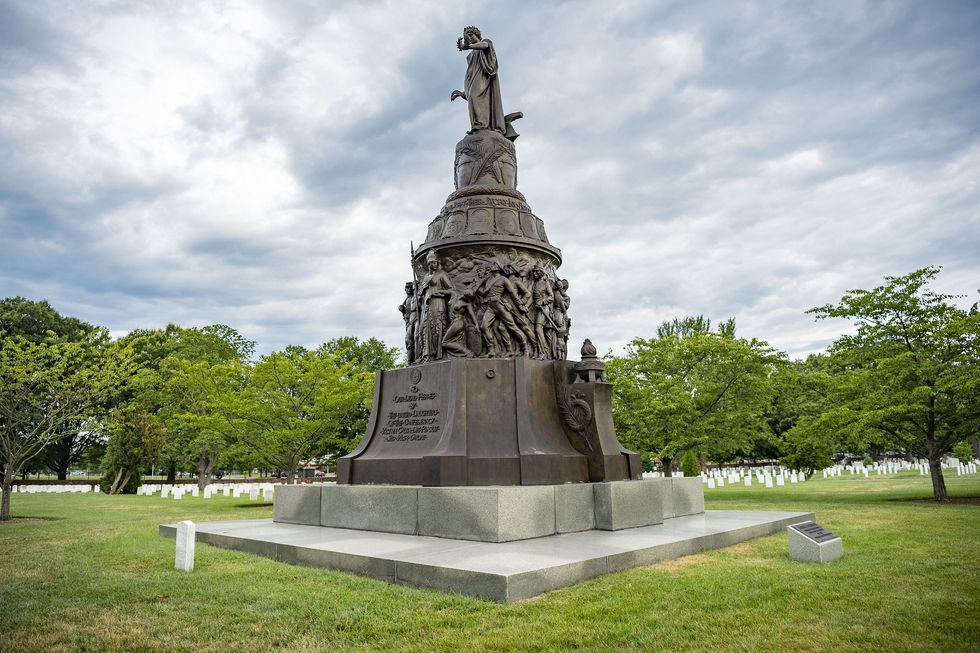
175;520;196;572
744;476;752;487
707;478;715;489
776;475;785;487
249;487;259;501
765;476;774;488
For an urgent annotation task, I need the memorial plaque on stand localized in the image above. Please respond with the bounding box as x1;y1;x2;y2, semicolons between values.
788;521;843;563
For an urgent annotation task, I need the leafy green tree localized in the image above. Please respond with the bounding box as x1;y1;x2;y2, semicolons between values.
681;449;700;477
779;428;834;478
319;336;399;372
806;267;980;501
317;337;398;456
97;327;182;488
0;297;105;480
0;333;116;519
153;325;255;483
0;296;96;343
205;346;373;483
160;352;244;490
765;355;842;477
104;324;254;490
606;316;782;475
951;441;974;465
100;406;166;494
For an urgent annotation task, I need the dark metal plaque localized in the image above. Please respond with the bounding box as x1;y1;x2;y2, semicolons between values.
790;521;839;543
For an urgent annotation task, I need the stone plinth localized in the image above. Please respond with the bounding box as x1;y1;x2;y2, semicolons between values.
272;484;322;525
418;486;557;542
275;479;702;543
593;480;664;530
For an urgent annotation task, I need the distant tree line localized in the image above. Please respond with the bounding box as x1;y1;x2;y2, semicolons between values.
0;297;395;520
1;266;977;520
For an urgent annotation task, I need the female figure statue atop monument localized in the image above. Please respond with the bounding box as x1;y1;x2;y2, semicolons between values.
450;26;506;134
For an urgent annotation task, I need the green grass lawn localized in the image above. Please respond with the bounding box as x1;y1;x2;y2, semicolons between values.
1;473;978;653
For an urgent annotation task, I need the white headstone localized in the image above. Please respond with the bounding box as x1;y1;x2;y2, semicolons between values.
765;476;774;488
717;478;725;487
249;487;259;501
223;487;231;497
776;475;785;486
191;486;199;497
707;478;716;489
790;472;798;483
175;520;196;572
744;476;752;487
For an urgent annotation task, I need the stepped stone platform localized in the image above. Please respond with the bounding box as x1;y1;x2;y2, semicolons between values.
272;479;704;542
161;509;813;602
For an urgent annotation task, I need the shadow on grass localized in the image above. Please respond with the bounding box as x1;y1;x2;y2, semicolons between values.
235;502;273;509
889;496;980;505
0;516;64;525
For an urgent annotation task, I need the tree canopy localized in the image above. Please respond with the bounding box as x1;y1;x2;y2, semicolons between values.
800;266;980;500
606;316;783;474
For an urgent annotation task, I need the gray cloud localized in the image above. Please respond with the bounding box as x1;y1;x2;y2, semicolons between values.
1;0;978;358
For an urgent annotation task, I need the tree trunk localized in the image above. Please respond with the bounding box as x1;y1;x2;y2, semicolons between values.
661;456;673;477
1;477;12;521
109;468;125;495
166;463;176;485
55;460;69;481
197;455;214;492
927;456;948;502
116;471;132;495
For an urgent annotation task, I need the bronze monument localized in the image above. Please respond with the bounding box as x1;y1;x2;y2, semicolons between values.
337;27;641;486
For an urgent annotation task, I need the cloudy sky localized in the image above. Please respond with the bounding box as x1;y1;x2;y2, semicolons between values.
2;0;978;359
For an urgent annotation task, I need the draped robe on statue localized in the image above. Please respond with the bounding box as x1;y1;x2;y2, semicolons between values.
464;40;506;133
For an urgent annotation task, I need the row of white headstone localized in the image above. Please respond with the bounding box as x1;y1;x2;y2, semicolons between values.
702;466;804;489
0;484;99;494
137;482;278;502
820;458;980;478
955;462;978;475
